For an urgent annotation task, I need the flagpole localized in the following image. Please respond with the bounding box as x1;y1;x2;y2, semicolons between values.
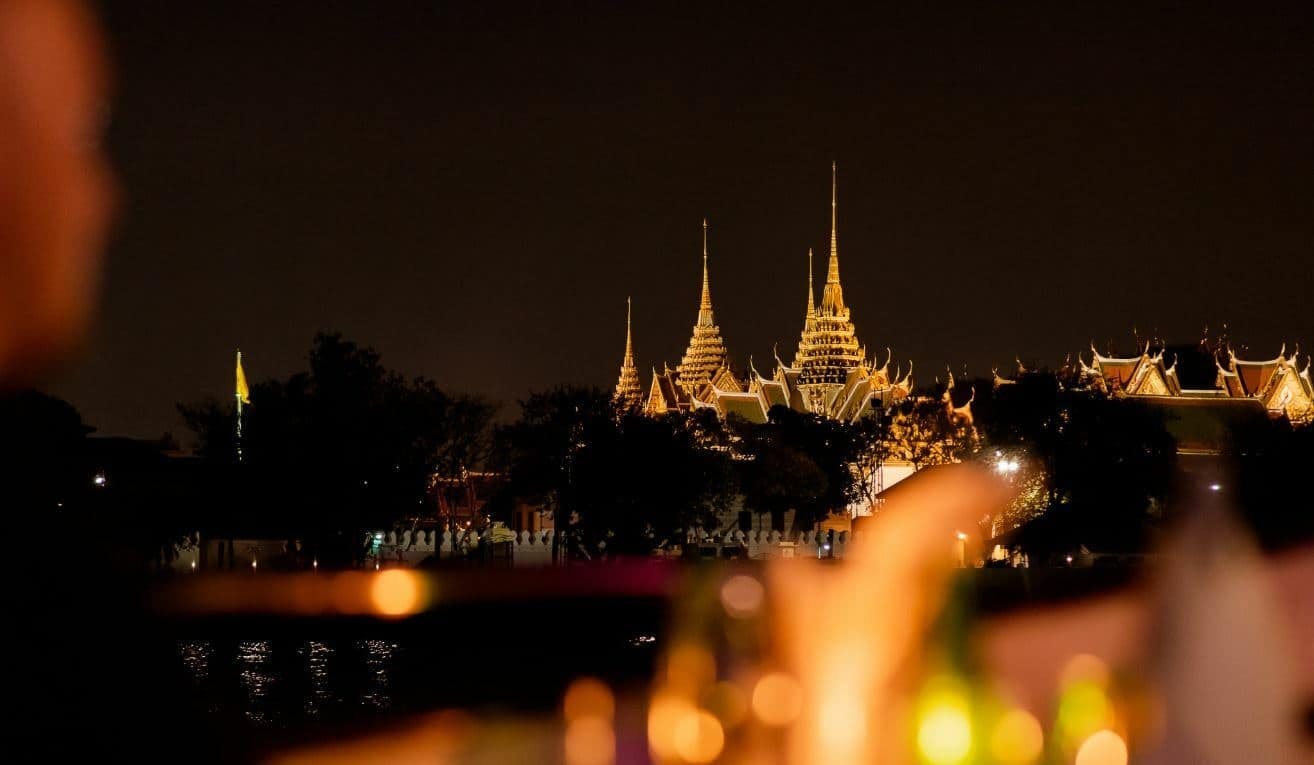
235;349;244;463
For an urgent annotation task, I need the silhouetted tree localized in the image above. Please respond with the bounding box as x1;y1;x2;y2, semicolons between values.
178;333;493;565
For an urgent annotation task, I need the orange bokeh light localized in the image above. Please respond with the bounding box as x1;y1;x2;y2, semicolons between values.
563;677;615;723
751;672;803;727
370;570;423;617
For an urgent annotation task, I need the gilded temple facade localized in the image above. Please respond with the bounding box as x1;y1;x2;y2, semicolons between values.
1078;344;1313;426
620;164;912;424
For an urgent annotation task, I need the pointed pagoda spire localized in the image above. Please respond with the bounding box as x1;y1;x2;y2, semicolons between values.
613;296;642;411
624;296;635;364
697;218;714;327
827;160;840;285
675;218;730;393
818;161;847;315
797;161;864;405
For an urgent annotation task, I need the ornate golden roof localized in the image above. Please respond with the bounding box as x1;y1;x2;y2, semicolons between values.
796;162;865;403
613;297;643;411
675;219;730;393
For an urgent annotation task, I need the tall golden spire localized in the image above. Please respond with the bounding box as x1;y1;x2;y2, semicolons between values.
698;218;714;327
827;160;840;285
613;296;642;411
793;248;820;368
624;296;635;364
797;162;864;410
676;218;730;393
820;161;846;313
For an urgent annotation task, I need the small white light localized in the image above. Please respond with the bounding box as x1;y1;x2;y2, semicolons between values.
251;559;257;569
1066;555;1073;564
823;544;831;551
1209;483;1222;492
312;559;318;569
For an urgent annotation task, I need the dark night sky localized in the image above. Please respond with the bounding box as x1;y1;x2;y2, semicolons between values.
55;1;1312;438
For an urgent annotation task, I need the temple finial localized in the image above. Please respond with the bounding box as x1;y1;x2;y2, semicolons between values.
624;296;634;363
698;219;713;323
827;161;840;284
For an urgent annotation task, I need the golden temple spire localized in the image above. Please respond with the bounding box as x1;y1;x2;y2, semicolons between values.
698;218;713;326
797;161;864;407
613;296;642;410
827;160;840;285
624;296;634;364
675;218;730;393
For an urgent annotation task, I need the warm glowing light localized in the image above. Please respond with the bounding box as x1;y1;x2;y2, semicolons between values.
564;717;615;765
751;672;803;727
251;559;257;570
666;643;716;695
1057;681;1110;742
673;709;724;764
1074;729;1128;765
915;680;973;765
990;708;1043;765
370;569;422;617
720;574;765;618
648;694;696;761
1059;654;1111;689
956;531;968;541
563;677;614;723
312;559;318;569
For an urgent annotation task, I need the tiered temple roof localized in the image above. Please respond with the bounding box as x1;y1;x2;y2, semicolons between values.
1078;342;1312;426
674;219;730;394
637;164;911;424
794;163;866;414
612;297;643;411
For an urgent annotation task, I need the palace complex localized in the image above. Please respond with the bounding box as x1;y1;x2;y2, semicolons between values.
614;163;913;425
612;164;1312;433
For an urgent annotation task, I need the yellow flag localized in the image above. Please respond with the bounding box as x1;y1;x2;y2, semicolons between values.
235;350;251;405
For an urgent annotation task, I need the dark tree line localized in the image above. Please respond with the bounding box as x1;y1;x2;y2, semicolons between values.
178;333;495;565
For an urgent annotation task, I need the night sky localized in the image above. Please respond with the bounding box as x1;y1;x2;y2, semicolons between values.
55;1;1312;438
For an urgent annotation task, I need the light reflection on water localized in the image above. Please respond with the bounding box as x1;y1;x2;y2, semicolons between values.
301;640;333;716
237;640;275;723
176;639;399;726
358;639;396;710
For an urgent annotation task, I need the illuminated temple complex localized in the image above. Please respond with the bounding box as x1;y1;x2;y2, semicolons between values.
618;164;912;424
1077;343;1313;427
611;163;1311;431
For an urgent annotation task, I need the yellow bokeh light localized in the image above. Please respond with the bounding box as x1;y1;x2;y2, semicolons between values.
369;570;422;617
565;717;615;765
564;677;615;723
1057;681;1110;742
989;708;1043;765
916;704;972;765
750;672;803;727
673;709;725;764
1074;729;1128;765
719;574;765;618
